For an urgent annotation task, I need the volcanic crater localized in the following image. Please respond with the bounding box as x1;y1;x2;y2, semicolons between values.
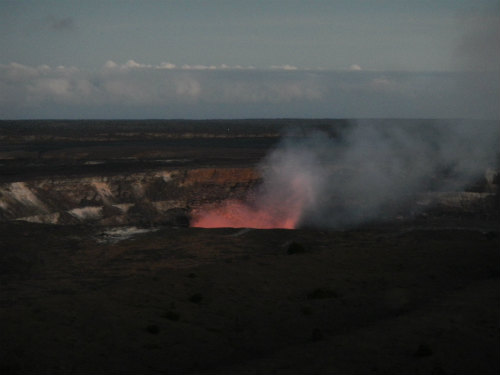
1;120;499;374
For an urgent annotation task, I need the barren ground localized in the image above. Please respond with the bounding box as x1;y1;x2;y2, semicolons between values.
1;220;499;374
1;120;499;374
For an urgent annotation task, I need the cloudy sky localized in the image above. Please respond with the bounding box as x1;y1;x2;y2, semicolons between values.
1;0;499;119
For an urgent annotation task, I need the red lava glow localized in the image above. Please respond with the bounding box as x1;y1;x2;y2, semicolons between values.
191;199;303;229
191;171;314;229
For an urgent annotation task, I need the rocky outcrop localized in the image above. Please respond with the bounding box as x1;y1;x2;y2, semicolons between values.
0;167;261;226
1;165;497;226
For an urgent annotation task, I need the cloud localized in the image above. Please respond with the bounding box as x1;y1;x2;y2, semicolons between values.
102;60;256;71
123;59;152;69
174;76;202;98
348;64;362;71
271;64;299;71
103;59;153;70
216;81;321;103
181;64;217;70
179;63;255;71
219;64;253;70
0;62;498;119
30;78;70;97
103;60;119;69
0;63;94;107
0;62;50;83
157;62;177;70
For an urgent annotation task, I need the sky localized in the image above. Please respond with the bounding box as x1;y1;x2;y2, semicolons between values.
1;0;499;119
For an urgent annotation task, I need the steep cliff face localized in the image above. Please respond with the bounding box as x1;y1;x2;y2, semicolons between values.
0;168;261;226
1;165;497;227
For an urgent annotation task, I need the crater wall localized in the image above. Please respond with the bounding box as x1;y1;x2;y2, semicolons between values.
0;167;261;226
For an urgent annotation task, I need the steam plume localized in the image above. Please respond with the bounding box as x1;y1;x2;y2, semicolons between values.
192;120;499;229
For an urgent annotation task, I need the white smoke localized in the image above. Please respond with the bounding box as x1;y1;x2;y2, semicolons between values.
257;120;499;228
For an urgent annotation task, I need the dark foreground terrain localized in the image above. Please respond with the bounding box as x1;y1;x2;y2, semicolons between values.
1;120;499;374
1;221;499;374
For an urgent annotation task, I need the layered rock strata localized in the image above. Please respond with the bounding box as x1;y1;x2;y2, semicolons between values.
0;168;260;226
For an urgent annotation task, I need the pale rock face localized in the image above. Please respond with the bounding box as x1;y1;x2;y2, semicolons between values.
155;171;175;183
68;206;103;221
152;200;186;213
16;212;60;224
1;182;48;212
0;167;259;225
91;181;114;203
112;203;135;213
0;199;8;211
